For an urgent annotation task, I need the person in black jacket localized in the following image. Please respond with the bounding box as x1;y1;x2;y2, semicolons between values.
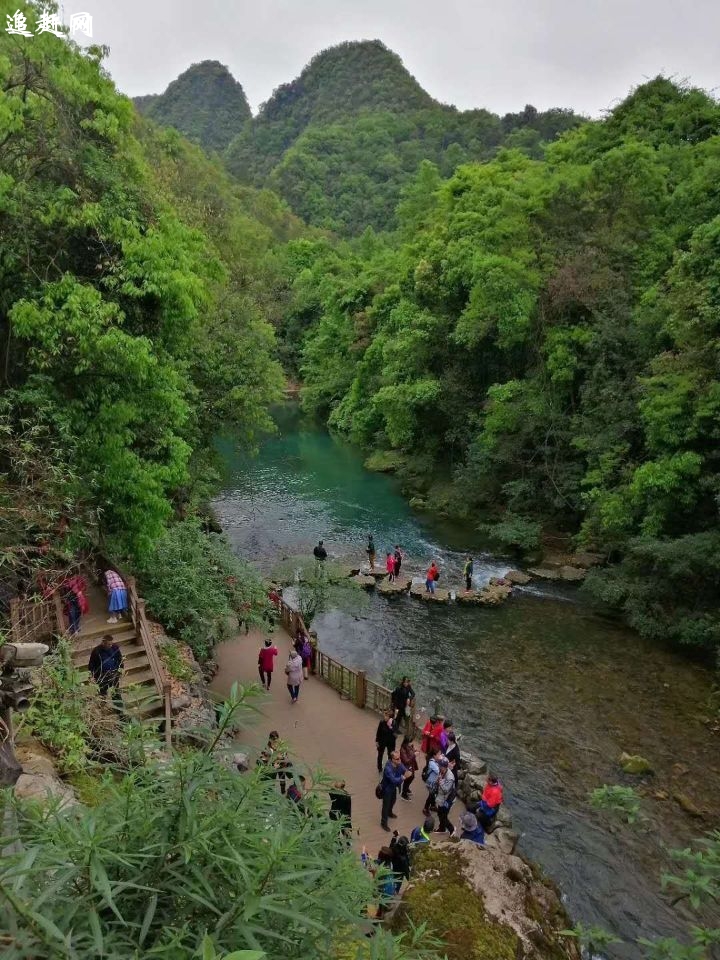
88;634;123;706
329;780;352;837
375;710;396;772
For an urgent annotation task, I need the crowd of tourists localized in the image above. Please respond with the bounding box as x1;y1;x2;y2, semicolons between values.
255;666;505;921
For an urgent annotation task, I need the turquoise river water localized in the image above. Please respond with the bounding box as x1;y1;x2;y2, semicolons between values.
214;404;719;959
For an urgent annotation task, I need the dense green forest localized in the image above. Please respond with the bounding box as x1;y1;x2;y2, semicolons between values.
140;42;582;235
135;60;252;152
281;77;720;656
0;7;298;585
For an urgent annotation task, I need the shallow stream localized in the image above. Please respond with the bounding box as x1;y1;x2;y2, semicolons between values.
214;404;719;958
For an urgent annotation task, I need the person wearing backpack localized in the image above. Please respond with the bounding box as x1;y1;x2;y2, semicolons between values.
410;816;435;845
434;759;457;836
421;748;442;817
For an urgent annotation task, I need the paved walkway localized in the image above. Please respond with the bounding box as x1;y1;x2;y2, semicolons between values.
209;627;456;856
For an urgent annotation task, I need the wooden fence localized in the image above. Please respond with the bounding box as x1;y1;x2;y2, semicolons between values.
8;595;64;645
124;576;172;749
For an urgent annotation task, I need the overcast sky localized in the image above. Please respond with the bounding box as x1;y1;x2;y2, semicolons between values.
76;0;719;117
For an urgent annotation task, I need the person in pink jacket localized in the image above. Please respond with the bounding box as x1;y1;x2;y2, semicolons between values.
284;648;304;703
258;639;279;689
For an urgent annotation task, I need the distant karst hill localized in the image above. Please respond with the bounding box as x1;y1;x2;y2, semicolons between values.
137;41;583;235
134;60;251;153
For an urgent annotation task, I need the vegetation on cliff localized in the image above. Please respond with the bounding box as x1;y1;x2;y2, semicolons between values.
286;77;720;656
135;60;252;152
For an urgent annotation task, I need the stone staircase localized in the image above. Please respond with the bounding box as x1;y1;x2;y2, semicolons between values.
70;619;164;723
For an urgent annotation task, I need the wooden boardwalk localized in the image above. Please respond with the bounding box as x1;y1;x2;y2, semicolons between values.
209;626;461;856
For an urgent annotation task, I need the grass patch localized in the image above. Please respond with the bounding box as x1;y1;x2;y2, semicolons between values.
392;846;518;960
364;449;406;473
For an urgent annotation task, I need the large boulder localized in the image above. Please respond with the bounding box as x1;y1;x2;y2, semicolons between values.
410;583;451;603
393;842;580;960
14;746;76;809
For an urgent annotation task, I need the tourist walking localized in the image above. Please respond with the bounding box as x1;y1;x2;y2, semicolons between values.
375;710;396;773
104;569;128;623
367;534;376;571
421;747;442;817
61;574;88;636
284;646;304;703
391;676;415;733
399;735;418;800
258;638;279;689
434;759;457;835
393;545;403;579
439;719;454;753
379;750;411;831
386;552;395;582
425;560;439;594
88;634;124;707
463;556;474;592
459;811;485;846
445;730;461;781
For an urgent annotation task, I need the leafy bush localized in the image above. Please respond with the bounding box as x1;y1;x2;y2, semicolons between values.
478;514;542;555
3;743;439;959
21;640;92;773
589;784;642;823
158;639;195;682
138;519;268;661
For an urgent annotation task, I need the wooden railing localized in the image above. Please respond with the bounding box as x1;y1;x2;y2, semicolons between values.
8;594;64;645
125;576;172;750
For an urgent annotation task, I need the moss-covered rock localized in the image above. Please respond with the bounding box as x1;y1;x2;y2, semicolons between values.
364;450;406;473
392;844;580;960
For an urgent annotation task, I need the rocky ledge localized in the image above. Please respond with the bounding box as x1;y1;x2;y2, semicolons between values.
456;578;513;606
393;842;580;960
377;577;412;596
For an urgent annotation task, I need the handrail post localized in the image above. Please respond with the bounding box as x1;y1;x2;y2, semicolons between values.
356;670;367;710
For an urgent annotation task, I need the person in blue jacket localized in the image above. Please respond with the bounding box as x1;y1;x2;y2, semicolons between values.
410;816;435;845
380;750;411;831
458;811;485;846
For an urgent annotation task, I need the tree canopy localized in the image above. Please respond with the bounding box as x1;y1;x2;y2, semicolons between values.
285;77;720;656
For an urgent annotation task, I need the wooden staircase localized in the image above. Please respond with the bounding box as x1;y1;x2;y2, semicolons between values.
70;619;165;723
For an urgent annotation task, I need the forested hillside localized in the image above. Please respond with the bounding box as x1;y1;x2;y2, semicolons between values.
285;78;720;656
140;41;582;235
135;60;251;152
0;18;297;580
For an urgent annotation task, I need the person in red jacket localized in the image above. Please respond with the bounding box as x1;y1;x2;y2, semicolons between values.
421;716;444;758
258;638;279;689
425;561;439;594
476;774;504;831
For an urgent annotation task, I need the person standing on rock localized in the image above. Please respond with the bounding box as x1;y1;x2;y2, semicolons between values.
425;560;439;594
88;633;124;707
379;750;411;831
258;638;279;689
375;709;396;773
463;556;474;592
313;540;327;562
434;758;457;836
386;552;395;582
393;545;403;579
284;646;304;704
476;774;504;832
367;534;376;571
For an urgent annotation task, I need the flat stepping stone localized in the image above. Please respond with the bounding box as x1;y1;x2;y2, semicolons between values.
409;583;451;603
527;565;586;581
377;577;411;596
349;574;376;590
505;569;531;585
